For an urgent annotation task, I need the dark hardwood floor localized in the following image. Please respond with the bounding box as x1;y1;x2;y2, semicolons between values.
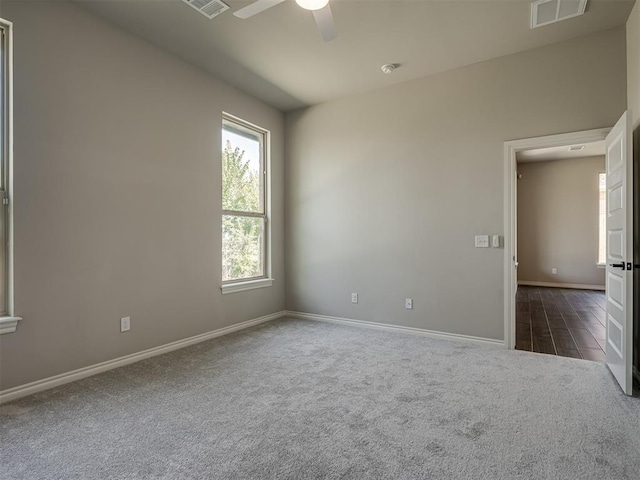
516;286;607;361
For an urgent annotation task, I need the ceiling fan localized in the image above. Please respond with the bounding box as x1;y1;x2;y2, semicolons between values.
234;0;337;42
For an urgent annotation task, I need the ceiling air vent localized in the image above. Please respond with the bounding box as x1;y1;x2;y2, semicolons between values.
182;0;229;20
531;0;587;29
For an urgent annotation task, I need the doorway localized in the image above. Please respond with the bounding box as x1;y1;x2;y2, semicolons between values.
515;141;606;360
503;128;610;348
503;118;636;395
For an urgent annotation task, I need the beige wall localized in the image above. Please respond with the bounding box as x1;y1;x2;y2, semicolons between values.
628;1;640;130
0;1;285;390
285;28;626;341
0;2;633;391
517;157;606;287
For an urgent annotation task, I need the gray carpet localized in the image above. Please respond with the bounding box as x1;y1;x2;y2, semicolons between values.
1;318;639;480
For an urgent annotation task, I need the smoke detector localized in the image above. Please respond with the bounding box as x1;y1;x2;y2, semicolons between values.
531;0;588;29
381;63;399;74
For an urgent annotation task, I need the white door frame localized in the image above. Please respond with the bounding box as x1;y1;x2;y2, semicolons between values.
503;128;611;349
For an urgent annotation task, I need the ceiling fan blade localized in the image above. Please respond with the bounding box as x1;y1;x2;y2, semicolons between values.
312;4;337;42
233;0;287;19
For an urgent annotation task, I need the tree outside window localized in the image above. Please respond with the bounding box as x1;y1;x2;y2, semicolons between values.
222;117;268;283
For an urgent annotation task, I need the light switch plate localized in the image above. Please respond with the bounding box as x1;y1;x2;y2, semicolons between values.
475;235;490;248
492;235;500;248
120;316;131;332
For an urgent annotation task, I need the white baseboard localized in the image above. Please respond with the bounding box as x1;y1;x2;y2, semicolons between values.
285;311;504;348
0;311;285;405
518;281;605;291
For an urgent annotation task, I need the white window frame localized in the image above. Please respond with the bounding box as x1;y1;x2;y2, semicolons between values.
220;113;273;294
0;18;20;334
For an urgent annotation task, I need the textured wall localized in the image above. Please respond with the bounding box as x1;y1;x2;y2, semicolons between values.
0;1;285;390
517;156;606;287
285;28;627;341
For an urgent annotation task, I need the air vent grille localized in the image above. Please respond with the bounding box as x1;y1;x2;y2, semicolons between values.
531;0;587;29
182;0;229;20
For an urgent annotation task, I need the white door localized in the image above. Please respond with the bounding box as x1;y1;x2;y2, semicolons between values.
605;111;634;396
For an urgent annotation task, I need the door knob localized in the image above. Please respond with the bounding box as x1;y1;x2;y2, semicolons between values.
610;263;626;270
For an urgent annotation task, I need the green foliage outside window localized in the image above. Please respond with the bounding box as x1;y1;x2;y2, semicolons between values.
222;140;264;281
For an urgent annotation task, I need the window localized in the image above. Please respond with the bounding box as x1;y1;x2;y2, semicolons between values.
221;115;271;292
0;18;19;334
0;21;9;315
598;172;606;265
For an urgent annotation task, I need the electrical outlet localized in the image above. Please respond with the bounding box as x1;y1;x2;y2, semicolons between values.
491;235;500;248
552;268;557;275
120;316;131;332
475;235;490;248
405;298;413;310
351;293;358;304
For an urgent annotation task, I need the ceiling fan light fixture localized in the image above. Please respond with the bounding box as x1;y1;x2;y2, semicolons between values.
295;0;329;11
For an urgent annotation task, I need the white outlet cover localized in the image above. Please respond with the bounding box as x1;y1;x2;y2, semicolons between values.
351;293;358;304
475;235;490;248
405;298;413;309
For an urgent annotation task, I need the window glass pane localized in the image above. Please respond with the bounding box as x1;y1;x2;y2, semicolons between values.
0;26;5;314
0;203;5;314
222;215;265;282
598;173;606;264
0;28;4;190
222;121;263;213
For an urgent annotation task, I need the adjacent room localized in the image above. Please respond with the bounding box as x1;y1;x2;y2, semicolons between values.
515;142;608;360
1;1;639;479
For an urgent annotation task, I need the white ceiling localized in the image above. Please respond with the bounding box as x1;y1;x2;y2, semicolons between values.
516;140;606;162
75;0;635;111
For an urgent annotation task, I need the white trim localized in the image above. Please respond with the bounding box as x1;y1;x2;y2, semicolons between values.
0;311;285;404
0;19;16;322
287;311;504;348
504;128;610;349
0;315;20;334
518;281;605;291
221;277;274;294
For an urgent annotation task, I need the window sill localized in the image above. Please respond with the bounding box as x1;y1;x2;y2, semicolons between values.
0;316;22;335
221;278;274;295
